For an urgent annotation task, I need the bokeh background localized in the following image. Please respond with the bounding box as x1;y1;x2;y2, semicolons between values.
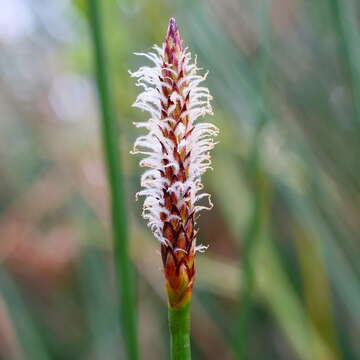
1;0;360;359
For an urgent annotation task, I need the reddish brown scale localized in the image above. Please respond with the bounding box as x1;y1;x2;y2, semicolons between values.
163;222;175;242
161;109;167;119
185;218;193;239
171;174;177;184
168;131;177;146
179;147;187;162
184;126;194;138
170;192;178;204
184;151;191;161
156;137;168;155
175;230;186;256
178;164;186;183
164;193;172;212
173;148;181;163
181;102;187;113
171;205;181;220
171;219;180;233
180;205;188;222
159;125;168;139
173;118;183;131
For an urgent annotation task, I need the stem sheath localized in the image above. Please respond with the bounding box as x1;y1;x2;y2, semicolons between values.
168;302;191;360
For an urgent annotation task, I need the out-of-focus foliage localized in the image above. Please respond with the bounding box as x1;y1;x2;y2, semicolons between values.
0;0;359;359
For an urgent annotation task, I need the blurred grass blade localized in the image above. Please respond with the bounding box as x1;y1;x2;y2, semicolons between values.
255;239;336;360
87;0;138;359
0;270;51;360
295;227;341;359
237;0;271;357
236;165;267;359
210;151;337;360
330;0;360;124
77;245;123;358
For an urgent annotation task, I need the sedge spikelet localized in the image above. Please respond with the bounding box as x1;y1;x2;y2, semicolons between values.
130;18;218;308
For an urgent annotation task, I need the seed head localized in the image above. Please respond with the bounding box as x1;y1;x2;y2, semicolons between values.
130;18;218;307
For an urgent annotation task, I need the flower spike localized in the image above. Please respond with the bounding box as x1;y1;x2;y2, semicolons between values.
130;18;218;309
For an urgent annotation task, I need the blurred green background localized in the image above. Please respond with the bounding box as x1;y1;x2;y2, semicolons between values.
1;0;360;359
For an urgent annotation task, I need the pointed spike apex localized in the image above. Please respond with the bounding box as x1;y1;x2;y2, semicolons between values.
167;18;178;39
164;17;183;66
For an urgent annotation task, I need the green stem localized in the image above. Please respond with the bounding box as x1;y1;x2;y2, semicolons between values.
87;1;138;359
168;303;191;360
